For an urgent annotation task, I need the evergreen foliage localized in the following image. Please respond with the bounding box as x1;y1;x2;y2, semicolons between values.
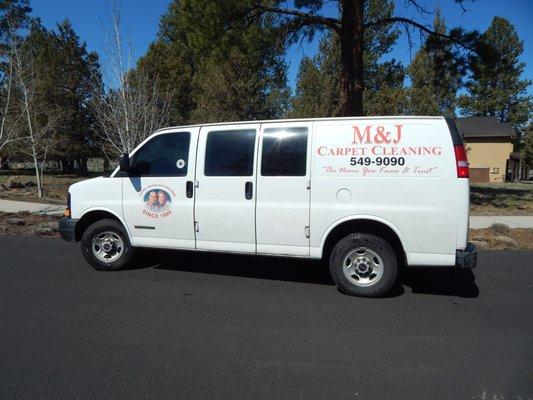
407;11;462;117
136;0;290;124
458;17;531;133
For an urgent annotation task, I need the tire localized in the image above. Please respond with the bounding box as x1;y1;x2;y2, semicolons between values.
329;233;398;297
81;219;134;271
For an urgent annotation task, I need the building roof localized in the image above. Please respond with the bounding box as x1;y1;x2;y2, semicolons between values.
455;116;516;138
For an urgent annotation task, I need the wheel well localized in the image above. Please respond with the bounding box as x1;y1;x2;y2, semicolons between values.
75;211;123;241
322;219;406;266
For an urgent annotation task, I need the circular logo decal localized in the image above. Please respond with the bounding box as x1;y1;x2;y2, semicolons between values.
176;159;185;169
143;188;172;217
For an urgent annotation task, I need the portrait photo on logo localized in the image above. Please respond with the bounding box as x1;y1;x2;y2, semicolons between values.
143;189;172;214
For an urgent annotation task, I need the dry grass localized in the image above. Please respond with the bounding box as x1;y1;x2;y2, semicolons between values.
470;183;533;216
0;173;89;204
469;228;533;251
0;211;61;238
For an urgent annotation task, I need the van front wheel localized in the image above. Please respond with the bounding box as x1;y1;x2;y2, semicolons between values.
81;219;134;271
329;233;397;297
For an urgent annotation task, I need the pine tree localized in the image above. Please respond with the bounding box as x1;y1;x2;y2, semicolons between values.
290;34;340;118
21;19;101;174
290;0;405;117
458;17;531;132
50;20;101;174
407;11;461;117
523;123;533;168
136;0;289;124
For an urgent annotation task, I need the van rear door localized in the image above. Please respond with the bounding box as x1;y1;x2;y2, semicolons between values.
256;121;312;256
194;124;259;253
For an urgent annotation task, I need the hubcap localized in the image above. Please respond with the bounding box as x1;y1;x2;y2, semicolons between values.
343;247;384;287
92;231;124;263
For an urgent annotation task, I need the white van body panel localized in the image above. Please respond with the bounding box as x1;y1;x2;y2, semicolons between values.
456;179;470;250
194;123;260;253
256;121;312;256
311;214;404;259
309;118;458;265
69;177;125;225
67;116;469;267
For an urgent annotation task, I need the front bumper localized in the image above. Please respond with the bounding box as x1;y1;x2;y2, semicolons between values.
456;242;477;269
58;217;78;242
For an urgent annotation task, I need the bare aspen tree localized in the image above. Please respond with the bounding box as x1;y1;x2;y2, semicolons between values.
93;1;173;159
0;58;16;155
9;27;62;197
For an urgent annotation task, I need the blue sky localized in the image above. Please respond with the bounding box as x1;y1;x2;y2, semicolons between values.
31;0;532;92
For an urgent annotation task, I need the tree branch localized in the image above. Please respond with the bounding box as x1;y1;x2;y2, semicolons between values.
365;17;474;51
256;5;341;33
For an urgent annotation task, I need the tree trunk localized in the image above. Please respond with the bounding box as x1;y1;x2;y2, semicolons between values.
76;157;88;176
339;0;364;116
61;157;75;174
0;155;9;170
32;155;42;198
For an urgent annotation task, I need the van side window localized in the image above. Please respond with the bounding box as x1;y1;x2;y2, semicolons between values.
261;127;308;176
131;132;190;176
205;130;256;176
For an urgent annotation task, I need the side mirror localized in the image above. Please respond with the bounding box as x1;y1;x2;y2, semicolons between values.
119;153;130;173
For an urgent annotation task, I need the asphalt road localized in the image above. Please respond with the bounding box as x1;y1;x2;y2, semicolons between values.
0;236;531;400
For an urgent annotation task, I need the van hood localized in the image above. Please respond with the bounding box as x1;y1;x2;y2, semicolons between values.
69;176;107;192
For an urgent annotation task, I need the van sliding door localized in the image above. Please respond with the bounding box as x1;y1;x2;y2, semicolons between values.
194;124;260;253
255;122;312;256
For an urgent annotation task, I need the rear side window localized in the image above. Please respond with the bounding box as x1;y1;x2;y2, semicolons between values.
205;130;256;176
131;132;190;176
261;127;308;176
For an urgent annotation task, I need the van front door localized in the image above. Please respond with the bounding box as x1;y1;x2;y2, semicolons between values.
194;124;259;253
256;122;311;256
122;128;198;249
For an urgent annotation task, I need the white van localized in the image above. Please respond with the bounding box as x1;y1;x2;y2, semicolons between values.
59;117;477;297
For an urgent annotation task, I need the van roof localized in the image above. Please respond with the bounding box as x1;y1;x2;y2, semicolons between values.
155;116;446;133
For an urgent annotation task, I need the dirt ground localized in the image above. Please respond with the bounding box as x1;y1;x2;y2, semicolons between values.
470;182;533;216
469;227;533;251
1;173;532;215
0;212;62;238
1;211;532;252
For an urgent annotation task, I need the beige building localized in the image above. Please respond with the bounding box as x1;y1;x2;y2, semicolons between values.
455;117;518;183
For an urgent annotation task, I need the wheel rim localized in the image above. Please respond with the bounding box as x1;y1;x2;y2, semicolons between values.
342;247;384;287
91;231;124;264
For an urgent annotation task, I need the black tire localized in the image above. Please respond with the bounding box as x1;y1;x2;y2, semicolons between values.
81;219;134;271
329;233;398;297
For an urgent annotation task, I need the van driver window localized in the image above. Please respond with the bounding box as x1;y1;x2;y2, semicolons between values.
261;127;308;176
131;132;191;176
205;130;256;176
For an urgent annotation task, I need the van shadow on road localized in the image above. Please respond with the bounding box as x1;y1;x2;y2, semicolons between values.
131;248;479;299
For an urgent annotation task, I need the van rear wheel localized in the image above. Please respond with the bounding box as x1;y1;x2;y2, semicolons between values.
81;219;134;271
329;233;397;297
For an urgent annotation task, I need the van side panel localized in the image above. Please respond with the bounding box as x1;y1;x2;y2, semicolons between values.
456;179;470;250
69;177;129;237
310;118;458;266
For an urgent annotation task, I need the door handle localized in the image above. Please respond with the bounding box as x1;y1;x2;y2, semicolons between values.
245;181;253;200
186;180;194;198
